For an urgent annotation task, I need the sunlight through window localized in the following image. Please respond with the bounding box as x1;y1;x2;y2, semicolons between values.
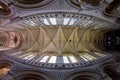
94;52;106;57
69;55;77;63
80;55;88;61
40;18;50;25
39;56;49;62
24;20;37;26
27;55;36;60
23;54;35;60
44;19;50;25
49;18;57;25
48;56;57;63
80;53;97;61
63;18;70;25
83;21;93;26
63;56;70;63
69;18;77;25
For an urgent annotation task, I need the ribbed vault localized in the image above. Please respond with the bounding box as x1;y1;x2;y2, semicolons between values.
1;12;119;65
9;27;106;64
